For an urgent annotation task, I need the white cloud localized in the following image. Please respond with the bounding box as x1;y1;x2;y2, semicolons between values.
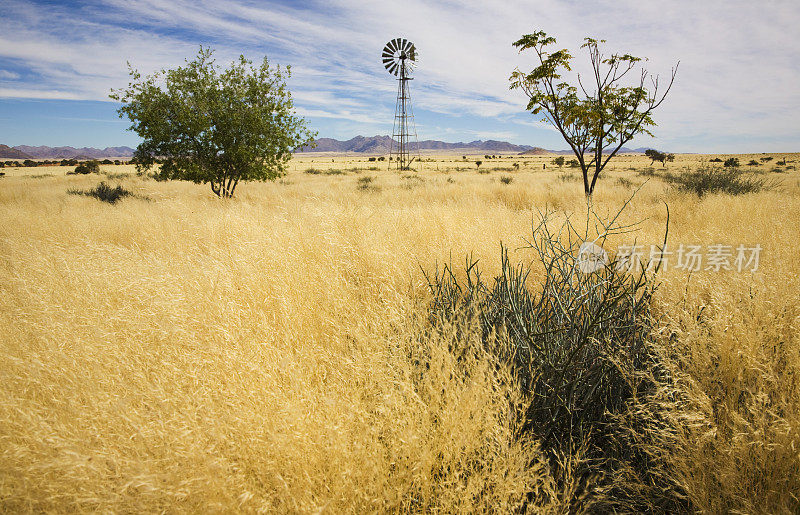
0;0;798;150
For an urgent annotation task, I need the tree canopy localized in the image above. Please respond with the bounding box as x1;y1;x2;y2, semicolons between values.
110;48;315;198
645;149;675;167
510;31;677;196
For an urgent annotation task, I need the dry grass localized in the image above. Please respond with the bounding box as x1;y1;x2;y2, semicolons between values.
1;154;799;512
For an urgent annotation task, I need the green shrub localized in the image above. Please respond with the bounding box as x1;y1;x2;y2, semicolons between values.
304;167;321;174
567;159;580;168
69;181;135;204
665;165;771;197
636;167;659;177
422;205;683;511
616;177;634;188
356;175;378;191
499;175;513;184
723;157;740;168
70;160;101;175
558;171;581;182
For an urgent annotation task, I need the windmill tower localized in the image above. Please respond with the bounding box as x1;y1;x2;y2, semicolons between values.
382;38;420;170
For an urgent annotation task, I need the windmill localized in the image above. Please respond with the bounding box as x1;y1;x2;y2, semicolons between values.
382;38;420;170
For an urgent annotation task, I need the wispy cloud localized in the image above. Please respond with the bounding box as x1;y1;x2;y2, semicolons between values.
0;0;798;151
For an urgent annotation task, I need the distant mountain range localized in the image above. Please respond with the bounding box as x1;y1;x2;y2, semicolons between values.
0;138;657;159
297;136;538;154
0;145;135;159
298;136;655;155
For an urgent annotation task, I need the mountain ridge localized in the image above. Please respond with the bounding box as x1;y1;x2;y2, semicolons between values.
1;138;659;159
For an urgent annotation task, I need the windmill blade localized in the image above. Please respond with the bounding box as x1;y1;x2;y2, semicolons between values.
400;38;408;54
409;44;416;61
388;61;399;75
383;59;395;71
382;50;393;59
393;38;402;52
385;40;397;53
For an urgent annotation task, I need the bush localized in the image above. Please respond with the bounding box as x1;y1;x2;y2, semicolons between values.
567;159;580;168
709;157;723;162
356;175;379;191
747;160;760;166
68;182;135;204
70;160;101;175
723;157;740;168
422;205;684;511
368;157;376;162
665;165;771;197
499;175;513;184
304;167;321;174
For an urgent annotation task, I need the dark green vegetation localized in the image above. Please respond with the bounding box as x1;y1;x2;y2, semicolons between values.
664;165;773;197
111;47;315;198
68;182;137;204
510;31;678;196
422;206;686;511
69;160;100;175
645;149;675;166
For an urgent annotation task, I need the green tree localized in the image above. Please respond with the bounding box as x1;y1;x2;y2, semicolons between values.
645;149;666;166
110;48;315;198
553;156;565;168
510;31;677;196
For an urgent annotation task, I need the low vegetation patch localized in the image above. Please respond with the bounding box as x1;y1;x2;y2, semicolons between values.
68;181;139;204
356;175;379;192
68;160;101;175
664;165;773;197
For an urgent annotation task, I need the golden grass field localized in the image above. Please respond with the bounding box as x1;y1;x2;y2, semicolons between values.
1;153;799;512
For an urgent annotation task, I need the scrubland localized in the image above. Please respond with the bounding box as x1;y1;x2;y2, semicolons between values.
1;154;799;512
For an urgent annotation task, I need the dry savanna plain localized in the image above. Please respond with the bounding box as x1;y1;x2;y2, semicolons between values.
1;152;799;512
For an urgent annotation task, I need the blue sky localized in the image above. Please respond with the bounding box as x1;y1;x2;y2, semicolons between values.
0;0;798;152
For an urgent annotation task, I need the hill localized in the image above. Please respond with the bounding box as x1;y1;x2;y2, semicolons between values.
9;145;135;159
297;136;535;154
0;145;33;159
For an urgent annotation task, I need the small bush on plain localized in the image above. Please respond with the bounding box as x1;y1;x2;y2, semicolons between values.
665;165;771;197
68;181;135;204
69;160;101;175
